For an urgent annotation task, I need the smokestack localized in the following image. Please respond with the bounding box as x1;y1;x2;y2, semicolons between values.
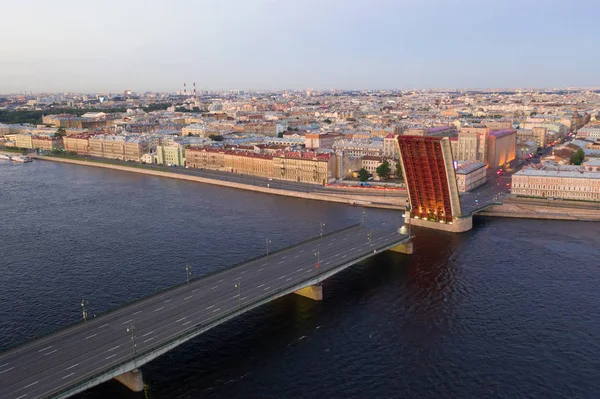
184;83;187;96
193;82;197;97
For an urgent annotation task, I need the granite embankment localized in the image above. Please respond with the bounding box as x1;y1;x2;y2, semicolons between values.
476;197;600;222
31;155;406;210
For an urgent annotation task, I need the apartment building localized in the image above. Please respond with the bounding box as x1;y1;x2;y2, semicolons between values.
305;132;342;149
156;145;185;166
512;164;600;202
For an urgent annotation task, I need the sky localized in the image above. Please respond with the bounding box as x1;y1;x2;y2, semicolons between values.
1;0;598;93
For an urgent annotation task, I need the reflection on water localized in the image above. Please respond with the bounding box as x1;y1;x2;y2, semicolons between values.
1;161;600;398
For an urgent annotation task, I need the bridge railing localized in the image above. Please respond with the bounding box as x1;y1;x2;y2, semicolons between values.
46;232;408;398
1;223;362;356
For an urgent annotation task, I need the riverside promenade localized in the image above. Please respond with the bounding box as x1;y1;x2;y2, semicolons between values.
30;155;407;210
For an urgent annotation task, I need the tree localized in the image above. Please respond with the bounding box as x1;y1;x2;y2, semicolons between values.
376;160;391;180
323;118;332;124
277;132;284;138
208;134;224;142
187;132;193;137
55;127;67;137
396;160;403;179
571;148;585;165
358;168;369;182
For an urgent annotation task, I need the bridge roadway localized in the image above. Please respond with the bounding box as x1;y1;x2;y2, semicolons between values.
0;224;410;399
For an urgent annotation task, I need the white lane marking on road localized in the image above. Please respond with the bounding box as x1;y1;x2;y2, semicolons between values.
44;349;58;356
62;372;75;379
240;296;247;301
24;381;39;389
38;346;52;352
239;270;247;275
264;286;271;291
286;277;293;281
0;363;8;368
65;363;79;370
98;324;109;329
218;279;224;283
210;285;219;290
282;256;287;259
299;249;304;253
213;308;221;313
335;253;340;257
277;261;284;264
164;299;172;303
182;320;192;326
258;268;264;272
296;268;304;272
342;254;347;257
257;284;265;288
122;319;132;325
108;345;121;352
278;275;286;279
192;288;200;292
154;307;164;312
206;305;215;310
325;261;330;265
328;243;333;247
233;295;239;299
343;238;347;241
294;255;299;258
350;247;356;250
184;295;193;300
16;394;27;399
133;310;142;315
142;331;154;337
0;367;14;375
306;269;312;273
144;337;154;343
175;317;186;323
106;354;117;360
84;333;97;340
316;243;321;246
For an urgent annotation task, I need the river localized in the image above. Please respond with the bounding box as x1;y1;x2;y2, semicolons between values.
1;160;600;398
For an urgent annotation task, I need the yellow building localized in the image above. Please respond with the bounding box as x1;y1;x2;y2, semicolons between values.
14;134;34;149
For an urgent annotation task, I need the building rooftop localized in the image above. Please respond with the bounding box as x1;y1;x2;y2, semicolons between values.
455;161;486;174
489;129;516;138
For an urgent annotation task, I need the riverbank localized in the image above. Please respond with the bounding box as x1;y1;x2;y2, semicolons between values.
30;155;406;210
476;197;600;222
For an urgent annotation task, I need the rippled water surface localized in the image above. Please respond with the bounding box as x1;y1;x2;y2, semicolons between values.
1;160;600;398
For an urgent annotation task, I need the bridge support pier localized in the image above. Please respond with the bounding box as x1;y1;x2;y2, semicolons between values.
388;240;413;255
114;368;144;392
294;284;323;301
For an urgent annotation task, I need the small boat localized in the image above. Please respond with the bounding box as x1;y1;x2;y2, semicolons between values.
0;154;12;160
11;155;33;163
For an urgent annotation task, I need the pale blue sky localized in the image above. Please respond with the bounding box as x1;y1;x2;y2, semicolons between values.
1;0;598;93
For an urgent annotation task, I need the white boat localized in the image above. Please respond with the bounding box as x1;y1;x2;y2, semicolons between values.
0;154;12;160
11;155;33;163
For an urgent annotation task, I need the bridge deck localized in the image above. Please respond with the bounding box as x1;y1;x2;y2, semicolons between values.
0;225;410;399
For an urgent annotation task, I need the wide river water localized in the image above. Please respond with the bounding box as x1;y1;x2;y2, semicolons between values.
1;160;600;398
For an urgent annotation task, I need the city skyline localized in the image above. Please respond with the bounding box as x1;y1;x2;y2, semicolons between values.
1;0;599;93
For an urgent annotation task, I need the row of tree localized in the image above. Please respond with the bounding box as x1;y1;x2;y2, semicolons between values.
357;160;403;182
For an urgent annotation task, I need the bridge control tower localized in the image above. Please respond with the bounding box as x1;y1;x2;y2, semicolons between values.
398;135;473;232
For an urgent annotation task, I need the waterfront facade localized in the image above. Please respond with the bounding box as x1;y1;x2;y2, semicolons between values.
512;164;600;202
156;145;185;166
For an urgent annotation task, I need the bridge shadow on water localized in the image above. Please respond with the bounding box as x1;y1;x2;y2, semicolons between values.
74;226;470;399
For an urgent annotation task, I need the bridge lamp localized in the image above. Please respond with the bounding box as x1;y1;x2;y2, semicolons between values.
81;297;88;323
320;222;326;238
266;239;271;256
367;232;372;246
126;325;137;359
185;264;192;285
234;280;241;308
314;250;320;268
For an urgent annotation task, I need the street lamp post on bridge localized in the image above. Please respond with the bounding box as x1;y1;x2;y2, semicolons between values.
185;264;192;285
81;297;88;323
320;222;325;238
126;325;137;366
266;239;271;256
